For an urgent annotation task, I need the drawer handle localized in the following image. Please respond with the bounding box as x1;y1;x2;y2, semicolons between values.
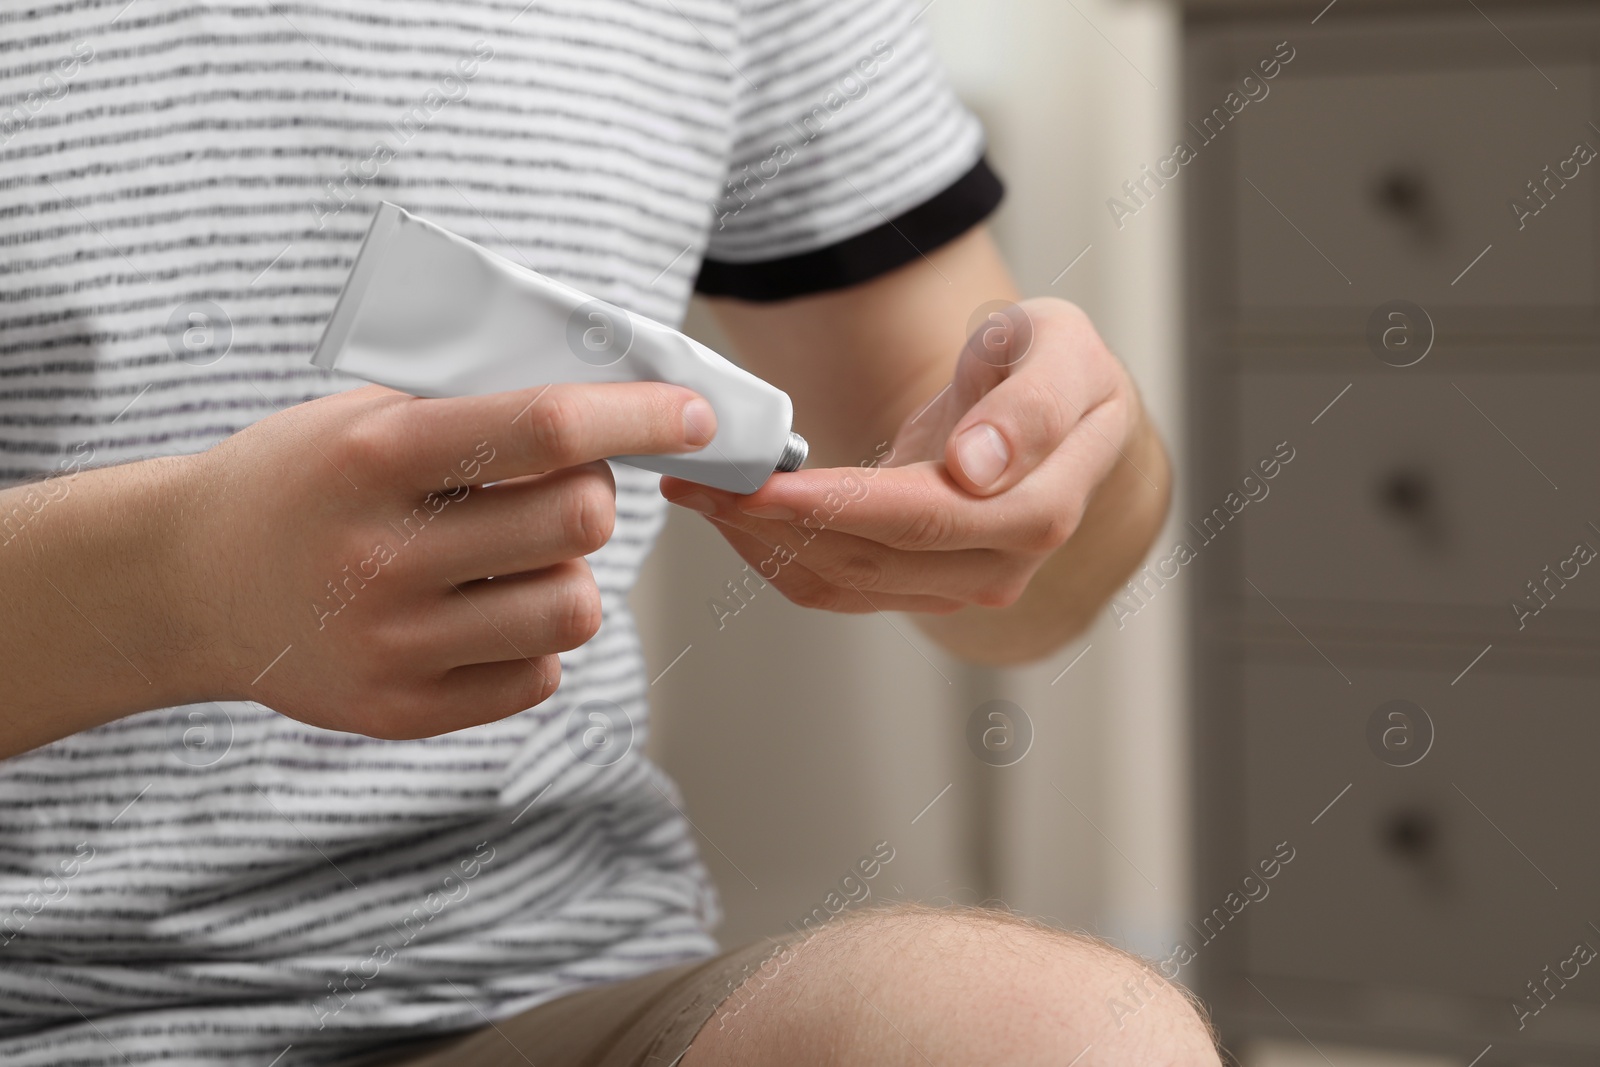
1378;467;1434;520
1383;807;1438;861
1376;467;1448;552
1371;168;1441;244
1376;467;1446;551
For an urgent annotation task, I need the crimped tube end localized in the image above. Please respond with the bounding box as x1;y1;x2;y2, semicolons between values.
774;432;808;473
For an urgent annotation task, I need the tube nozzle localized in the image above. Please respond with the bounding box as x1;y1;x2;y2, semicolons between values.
774;432;808;473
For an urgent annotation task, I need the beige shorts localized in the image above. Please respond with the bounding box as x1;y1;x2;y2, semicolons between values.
354;933;803;1067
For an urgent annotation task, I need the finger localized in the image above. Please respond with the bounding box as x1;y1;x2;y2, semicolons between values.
365;381;716;488
887;304;1028;462
699;509;1017;604
668;457;1084;553
375;656;562;740
707;520;965;616
430;462;616;581
945;302;1124;497
433;560;603;663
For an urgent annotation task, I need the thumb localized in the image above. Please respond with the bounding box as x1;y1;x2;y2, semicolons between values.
895;299;1033;464
942;301;1037;495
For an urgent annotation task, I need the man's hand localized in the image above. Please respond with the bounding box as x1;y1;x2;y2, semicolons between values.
672;226;1172;665
662;299;1134;616
0;381;715;755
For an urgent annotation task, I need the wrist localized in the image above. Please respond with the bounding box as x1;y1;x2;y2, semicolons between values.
0;450;225;757
73;450;222;710
135;449;236;703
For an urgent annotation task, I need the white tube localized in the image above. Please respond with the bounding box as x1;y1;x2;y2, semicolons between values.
311;202;806;493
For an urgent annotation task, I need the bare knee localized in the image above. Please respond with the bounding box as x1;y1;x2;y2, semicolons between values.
687;904;1221;1066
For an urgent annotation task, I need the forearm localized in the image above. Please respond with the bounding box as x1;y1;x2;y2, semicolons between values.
912;402;1171;665
705;227;1012;470
0;456;205;757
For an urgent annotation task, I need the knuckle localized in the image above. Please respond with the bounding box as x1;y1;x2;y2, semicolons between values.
1033;299;1115;369
556;570;604;647
327;526;373;572
526;655;562;704
780;574;829;610
971;586;1007;609
828;553;883;590
648;389;687;442
525;394;585;468
375;533;423;584
1017;509;1077;555
331;413;393;474
562;475;616;554
899;505;954;551
784;574;846;612
973;575;1027;609
494;657;561;715
1034;295;1092;332
1021;379;1070;443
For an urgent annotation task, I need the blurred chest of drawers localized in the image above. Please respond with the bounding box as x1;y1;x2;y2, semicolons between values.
1183;2;1600;1064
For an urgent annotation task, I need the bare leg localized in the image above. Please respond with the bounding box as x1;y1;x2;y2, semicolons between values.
683;904;1222;1067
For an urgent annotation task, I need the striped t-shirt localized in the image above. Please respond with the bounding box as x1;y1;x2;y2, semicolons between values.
0;2;997;1064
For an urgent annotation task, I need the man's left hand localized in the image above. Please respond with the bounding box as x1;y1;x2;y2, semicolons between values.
660;298;1140;617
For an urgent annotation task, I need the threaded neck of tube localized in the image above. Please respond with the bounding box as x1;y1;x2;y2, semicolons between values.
774;432;808;473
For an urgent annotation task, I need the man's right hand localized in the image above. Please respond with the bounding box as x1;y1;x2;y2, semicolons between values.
0;382;715;756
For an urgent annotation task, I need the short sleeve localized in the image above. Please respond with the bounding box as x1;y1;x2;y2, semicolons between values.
695;0;1004;302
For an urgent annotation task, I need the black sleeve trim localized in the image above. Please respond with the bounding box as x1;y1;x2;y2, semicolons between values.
693;156;1004;303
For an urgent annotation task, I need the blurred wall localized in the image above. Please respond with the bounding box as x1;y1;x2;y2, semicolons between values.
633;0;1190;958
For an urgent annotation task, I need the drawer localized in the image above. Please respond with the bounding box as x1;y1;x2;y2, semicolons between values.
1228;658;1600;1009
1191;14;1600;328
1231;369;1600;622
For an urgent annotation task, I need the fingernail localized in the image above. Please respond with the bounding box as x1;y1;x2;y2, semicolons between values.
741;503;796;520
682;399;716;447
670;492;717;515
955;423;1009;489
